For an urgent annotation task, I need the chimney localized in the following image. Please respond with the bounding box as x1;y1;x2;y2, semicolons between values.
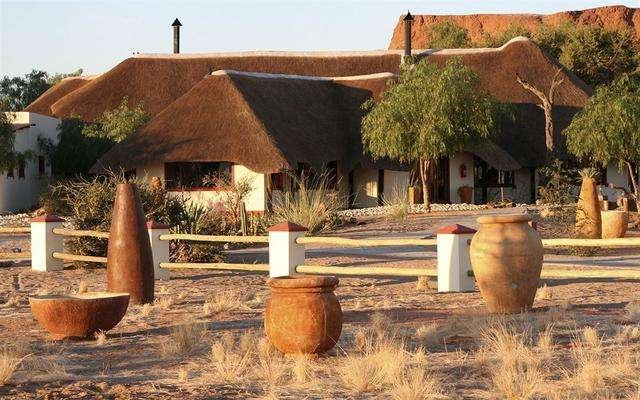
171;18;182;54
403;11;414;59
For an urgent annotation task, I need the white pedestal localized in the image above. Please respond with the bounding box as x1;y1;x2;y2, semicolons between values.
147;221;171;281
30;214;65;272
436;224;476;292
268;222;307;278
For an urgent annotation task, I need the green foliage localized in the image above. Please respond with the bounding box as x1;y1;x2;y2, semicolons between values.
272;172;342;234
0;111;35;173
83;97;149;143
533;22;574;60
39;118;114;177
537;159;578;205
0;70;51;111
362;58;494;164
427;21;470;49
556;25;638;87
479;24;532;47
47;68;83;86
564;72;640;196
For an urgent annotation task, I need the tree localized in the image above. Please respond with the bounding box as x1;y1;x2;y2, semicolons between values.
0;68;84;111
361;58;495;211
564;72;640;199
427;21;470;49
83;97;149;143
0;110;35;174
0;70;51;111
479;24;531;47
516;68;565;156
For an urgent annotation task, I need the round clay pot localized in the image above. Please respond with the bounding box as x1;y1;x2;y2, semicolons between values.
575;177;601;238
470;214;543;314
601;210;628;239
29;292;129;340
107;183;154;304
264;275;342;354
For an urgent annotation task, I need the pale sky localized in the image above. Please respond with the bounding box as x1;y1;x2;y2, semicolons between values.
1;0;638;77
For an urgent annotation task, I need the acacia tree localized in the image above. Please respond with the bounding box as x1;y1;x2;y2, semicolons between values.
0;110;34;174
361;58;495;211
427;21;470;48
564;72;640;199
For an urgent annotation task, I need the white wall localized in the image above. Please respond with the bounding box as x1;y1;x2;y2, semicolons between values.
353;166;379;208
138;162;267;212
0;112;60;213
601;163;633;201
383;170;410;200
449;152;474;203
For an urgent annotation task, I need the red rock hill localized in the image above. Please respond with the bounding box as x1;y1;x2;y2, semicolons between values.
388;5;640;49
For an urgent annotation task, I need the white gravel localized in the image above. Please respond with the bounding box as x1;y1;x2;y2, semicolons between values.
0;213;30;227
338;203;530;218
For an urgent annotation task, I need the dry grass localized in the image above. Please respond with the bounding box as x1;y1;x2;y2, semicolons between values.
536;284;553;301
625;302;640;323
94;331;107;346
202;290;256;316
77;280;88;294
161;320;207;357
389;367;445;400
210;331;254;383
382;188;410;221
139;303;153;317
154;295;174;310
0;345;28;386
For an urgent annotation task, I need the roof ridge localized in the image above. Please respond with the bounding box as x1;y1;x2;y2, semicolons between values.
211;69;395;81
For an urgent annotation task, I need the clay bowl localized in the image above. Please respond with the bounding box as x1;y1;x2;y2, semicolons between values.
29;292;130;340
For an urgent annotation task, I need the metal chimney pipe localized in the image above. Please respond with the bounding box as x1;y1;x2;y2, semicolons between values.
403;11;414;59
171;18;182;54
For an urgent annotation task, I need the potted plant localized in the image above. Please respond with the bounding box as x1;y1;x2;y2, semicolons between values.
575;168;601;239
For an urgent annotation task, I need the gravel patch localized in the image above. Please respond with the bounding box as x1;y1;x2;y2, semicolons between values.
338;203;529;218
0;213;30;227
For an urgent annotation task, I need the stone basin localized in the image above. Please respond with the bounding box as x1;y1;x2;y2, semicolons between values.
29;292;130;340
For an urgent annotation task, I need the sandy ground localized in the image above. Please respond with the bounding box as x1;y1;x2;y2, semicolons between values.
2;208;640;398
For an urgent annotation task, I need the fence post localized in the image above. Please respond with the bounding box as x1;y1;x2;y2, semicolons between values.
30;214;65;272
267;222;307;277
436;224;476;292
147;221;171;281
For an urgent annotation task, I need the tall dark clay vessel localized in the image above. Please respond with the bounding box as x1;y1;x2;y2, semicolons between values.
107;183;154;304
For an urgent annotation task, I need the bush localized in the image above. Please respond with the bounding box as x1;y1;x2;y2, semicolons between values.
271;172;343;234
537;159;578;206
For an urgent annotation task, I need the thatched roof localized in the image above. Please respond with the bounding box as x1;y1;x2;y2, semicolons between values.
24;76;94;116
47;51;402;122
93;71;395;174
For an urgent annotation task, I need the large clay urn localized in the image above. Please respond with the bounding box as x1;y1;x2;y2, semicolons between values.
601;210;628;239
106;183;154;304
264;275;342;354
470;214;543;314
575;177;601;239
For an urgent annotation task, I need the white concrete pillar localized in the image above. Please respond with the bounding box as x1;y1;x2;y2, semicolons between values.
268;222;307;278
436;224;476;292
147;221;171;281
30;214;65;272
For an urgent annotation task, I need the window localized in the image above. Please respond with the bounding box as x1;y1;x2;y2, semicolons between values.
18;161;25;179
270;172;285;190
164;162;232;190
38;156;46;176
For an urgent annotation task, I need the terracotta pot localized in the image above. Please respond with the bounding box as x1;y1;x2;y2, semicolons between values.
470;214;543;314
575;178;601;238
457;185;473;204
107;183;154;304
264;275;342;354
601;210;628;239
29;292;129;340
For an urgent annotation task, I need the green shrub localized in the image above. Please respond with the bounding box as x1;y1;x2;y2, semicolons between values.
271;172;343;234
537;159;578;205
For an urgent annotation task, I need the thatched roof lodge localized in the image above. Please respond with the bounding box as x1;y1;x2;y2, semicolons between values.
26;36;594;209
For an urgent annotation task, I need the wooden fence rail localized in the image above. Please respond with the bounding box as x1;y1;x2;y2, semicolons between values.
52;228;110;239
541;237;640;248
0;227;30;234
160;262;269;272
52;252;107;264
0;252;31;260
297;237;437;247
159;234;268;243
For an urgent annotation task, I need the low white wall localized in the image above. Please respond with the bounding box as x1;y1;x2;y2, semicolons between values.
0;112;59;213
449;152;474;203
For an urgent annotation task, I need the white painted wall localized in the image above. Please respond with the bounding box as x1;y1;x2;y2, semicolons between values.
353;166;379;208
383;170;410;201
138;162;267;212
449;152;474;204
601;163;637;201
0;112;60;213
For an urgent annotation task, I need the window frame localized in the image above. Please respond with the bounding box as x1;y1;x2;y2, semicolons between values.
164;162;234;191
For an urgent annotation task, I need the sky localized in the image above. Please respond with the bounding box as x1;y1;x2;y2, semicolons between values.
1;0;638;77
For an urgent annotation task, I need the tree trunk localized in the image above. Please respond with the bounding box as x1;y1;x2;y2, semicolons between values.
626;161;639;201
419;158;432;213
543;106;554;155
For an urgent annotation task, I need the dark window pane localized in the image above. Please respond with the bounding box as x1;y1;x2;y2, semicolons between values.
164;162;232;189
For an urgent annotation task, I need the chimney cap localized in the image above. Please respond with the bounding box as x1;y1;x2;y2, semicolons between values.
172;18;182;27
403;11;414;21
